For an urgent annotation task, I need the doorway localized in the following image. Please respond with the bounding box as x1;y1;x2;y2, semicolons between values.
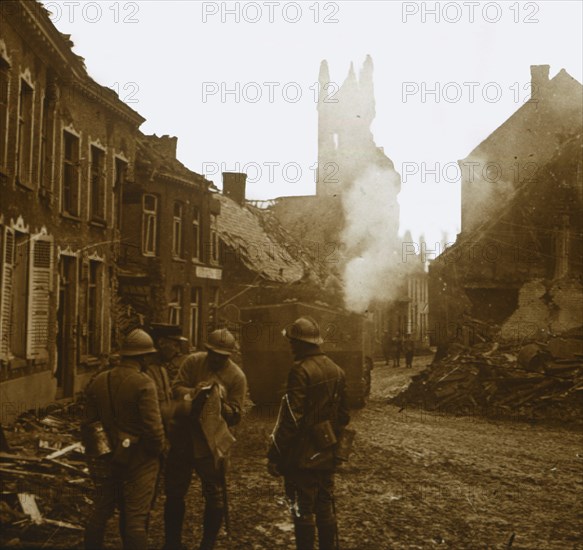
56;256;76;398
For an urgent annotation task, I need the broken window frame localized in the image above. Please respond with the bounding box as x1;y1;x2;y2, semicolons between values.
168;285;183;327
0;56;10;172
172;201;184;259
62;130;81;218
142;193;158;256
192;205;201;261
114;157;128;232
89;144;106;222
210;214;219;265
16;77;34;188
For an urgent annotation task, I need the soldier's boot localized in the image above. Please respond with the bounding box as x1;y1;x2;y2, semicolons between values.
294;521;316;550
317;521;338;550
163;498;185;550
198;506;224;550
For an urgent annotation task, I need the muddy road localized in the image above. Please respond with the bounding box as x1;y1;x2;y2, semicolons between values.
34;358;583;549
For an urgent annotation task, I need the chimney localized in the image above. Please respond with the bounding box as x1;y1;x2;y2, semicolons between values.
222;172;247;205
145;134;178;159
530;65;550;99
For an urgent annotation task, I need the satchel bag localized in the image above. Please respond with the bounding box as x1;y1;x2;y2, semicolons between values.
297;420;338;470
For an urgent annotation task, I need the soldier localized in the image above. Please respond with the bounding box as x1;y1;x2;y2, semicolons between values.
392;332;403;367
82;329;166;550
382;329;392;365
145;324;190;431
404;333;415;368
267;316;350;550
163;328;247;550
150;323;190;382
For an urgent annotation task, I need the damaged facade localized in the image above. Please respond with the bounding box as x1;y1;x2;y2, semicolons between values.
268;57;426;351
429;65;583;346
214;172;333;317
0;0;143;420
117;134;222;347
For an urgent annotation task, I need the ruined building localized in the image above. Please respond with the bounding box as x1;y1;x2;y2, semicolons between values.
0;1;224;422
429;66;583;346
214;172;330;314
117;134;222;348
269;57;427;347
0;0;143;420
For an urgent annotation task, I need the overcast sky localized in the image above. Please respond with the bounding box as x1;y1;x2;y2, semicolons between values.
41;0;582;245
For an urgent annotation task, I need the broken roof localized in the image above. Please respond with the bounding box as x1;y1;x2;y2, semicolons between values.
135;133;209;188
214;194;321;284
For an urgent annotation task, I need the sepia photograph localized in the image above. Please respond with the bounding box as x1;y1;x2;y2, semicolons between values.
0;1;582;548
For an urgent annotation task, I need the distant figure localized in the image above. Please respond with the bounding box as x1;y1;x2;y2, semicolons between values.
149;323;189;382
404;333;415;368
382;330;392;365
392;333;403;367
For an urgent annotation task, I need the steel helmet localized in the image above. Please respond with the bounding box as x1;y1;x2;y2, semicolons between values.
205;328;237;356
282;316;323;345
119;328;158;356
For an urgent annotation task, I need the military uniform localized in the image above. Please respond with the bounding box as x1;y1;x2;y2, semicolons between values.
268;349;350;550
83;358;165;550
164;348;247;549
404;337;415;368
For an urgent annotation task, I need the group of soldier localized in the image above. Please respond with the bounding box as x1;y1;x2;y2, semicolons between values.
382;331;416;368
81;315;350;550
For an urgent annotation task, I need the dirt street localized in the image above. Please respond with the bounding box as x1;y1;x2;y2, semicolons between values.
47;357;583;549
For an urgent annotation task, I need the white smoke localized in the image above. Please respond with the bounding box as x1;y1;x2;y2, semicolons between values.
341;164;404;312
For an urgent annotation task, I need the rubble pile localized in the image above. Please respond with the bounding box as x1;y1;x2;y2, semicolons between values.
391;336;583;423
0;403;91;548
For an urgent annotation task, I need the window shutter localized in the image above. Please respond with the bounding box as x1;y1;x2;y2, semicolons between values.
26;233;53;359
0;227;15;360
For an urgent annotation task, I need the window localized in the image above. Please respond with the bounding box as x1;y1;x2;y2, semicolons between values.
39;93;51;189
0;228;53;361
192;206;200;261
172;202;183;258
17;79;34;186
190;287;201;347
62;131;80;216
0;227;15;359
114;158;128;231
168;286;183;326
86;261;101;356
0;59;9;169
27;236;53;359
90;146;105;220
210;214;219;265
142;194;158;255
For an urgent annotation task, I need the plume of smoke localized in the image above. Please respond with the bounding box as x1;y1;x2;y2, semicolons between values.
341;164;404;312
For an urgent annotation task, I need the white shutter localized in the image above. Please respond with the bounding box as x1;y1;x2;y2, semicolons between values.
26;233;53;359
0;227;15;360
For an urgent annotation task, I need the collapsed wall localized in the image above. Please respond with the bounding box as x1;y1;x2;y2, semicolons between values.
500;278;583;341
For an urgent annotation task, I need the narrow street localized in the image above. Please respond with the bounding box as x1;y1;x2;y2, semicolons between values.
134;357;582;550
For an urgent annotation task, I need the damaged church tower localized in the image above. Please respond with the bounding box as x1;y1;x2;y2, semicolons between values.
317;56;403;312
317;56;397;202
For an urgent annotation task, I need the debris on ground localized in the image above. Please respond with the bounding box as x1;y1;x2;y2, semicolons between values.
390;335;583;424
0;403;91;548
